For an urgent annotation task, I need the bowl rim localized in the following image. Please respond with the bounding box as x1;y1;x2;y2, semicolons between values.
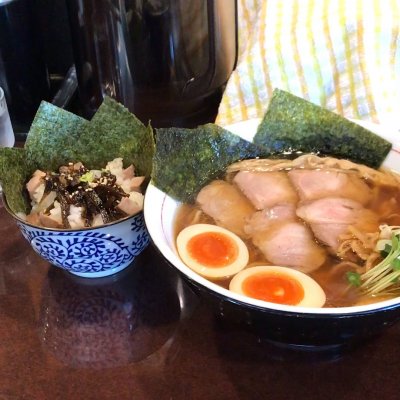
144;118;400;316
2;193;143;232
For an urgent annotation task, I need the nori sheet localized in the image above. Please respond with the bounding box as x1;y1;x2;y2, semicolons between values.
253;89;392;168
87;97;154;176
25;97;155;176
0;148;31;214
152;123;268;203
25;102;87;171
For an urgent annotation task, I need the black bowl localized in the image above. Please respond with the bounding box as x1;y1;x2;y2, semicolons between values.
144;183;400;349
183;273;400;349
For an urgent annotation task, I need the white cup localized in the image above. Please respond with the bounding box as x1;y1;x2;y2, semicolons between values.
0;87;15;147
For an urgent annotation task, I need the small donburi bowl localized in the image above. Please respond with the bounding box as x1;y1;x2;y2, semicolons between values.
4;196;149;278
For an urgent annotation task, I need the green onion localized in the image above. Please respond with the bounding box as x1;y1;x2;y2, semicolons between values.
79;171;94;183
346;271;362;287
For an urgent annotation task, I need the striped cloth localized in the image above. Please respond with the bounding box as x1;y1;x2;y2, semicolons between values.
216;0;400;129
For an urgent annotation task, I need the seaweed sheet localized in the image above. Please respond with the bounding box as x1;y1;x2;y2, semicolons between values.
89;97;154;176
152;123;268;203
253;89;392;168
25;102;87;171
26;97;154;176
0;148;31;213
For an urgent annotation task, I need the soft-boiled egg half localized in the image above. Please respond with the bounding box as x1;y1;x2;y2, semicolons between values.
229;266;326;307
176;223;249;279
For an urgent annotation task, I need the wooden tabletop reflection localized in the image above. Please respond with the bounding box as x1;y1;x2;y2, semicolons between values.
1;198;400;400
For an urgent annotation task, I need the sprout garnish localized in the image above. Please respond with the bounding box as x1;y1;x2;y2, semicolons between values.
360;225;400;295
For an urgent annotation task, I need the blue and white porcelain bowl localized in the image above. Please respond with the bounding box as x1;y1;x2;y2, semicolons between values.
4;198;149;278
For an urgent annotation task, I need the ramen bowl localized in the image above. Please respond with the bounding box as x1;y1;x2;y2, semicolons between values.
145;182;400;348
4;196;149;278
144;119;400;348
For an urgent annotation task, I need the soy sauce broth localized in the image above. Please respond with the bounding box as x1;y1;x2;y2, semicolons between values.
174;182;400;308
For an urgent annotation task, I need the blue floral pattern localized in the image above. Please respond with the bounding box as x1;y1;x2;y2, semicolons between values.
17;213;149;275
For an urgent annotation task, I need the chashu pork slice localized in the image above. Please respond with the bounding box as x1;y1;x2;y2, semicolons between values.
233;171;298;210
288;169;372;205
196;180;255;238
244;203;297;235
296;197;379;251
251;221;327;273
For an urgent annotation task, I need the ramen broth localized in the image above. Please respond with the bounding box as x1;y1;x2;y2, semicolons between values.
174;156;400;308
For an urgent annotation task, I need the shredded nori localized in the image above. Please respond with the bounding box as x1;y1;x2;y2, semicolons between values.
253;89;392;168
39;162;129;228
152;123;268;203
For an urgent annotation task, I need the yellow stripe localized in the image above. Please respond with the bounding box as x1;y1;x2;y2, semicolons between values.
220;85;234;124
389;0;399;66
323;0;343;114
291;0;308;99
274;1;290;89
240;0;252;40
392;0;400;18
245;54;262;115
372;0;386;118
233;71;249;121
373;0;381;59
253;0;258;15
306;0;326;107
389;2;399;115
239;0;262;115
339;0;360;118
259;2;273;100
356;0;377;120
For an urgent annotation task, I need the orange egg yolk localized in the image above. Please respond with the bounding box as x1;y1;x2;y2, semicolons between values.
242;272;305;305
187;231;238;268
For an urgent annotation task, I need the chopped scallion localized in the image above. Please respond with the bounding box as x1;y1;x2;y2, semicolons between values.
346;271;361;287
79;171;94;183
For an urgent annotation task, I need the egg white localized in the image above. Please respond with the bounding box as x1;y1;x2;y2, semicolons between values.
229;265;326;308
176;224;249;279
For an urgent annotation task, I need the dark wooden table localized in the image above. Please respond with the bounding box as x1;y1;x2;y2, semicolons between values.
1;197;400;400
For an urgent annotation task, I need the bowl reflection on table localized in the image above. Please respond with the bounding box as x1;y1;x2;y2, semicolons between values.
144;183;400;349
39;246;196;368
3;195;149;278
